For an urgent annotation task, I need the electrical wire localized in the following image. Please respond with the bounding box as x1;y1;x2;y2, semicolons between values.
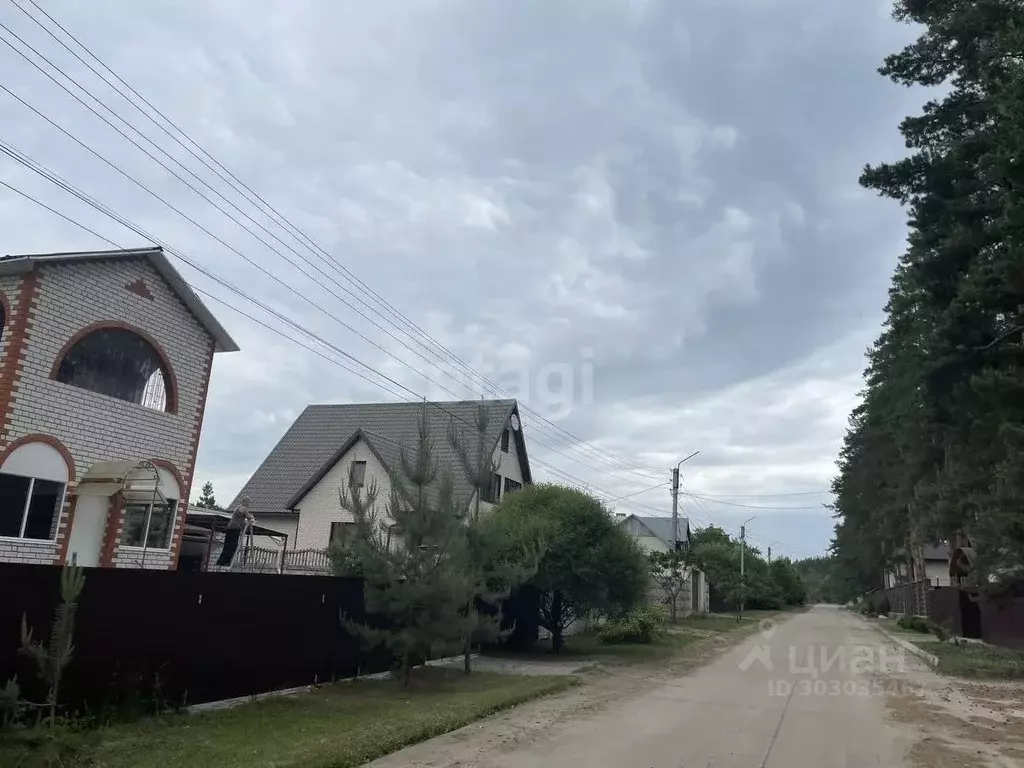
680;493;825;511
4;0;667;481
0;150;657;504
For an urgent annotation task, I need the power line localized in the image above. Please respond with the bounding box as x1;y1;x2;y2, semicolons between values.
606;480;670;503
4;0;666;482
680;493;826;511
688;490;830;499
0;149;656;506
0;82;655;485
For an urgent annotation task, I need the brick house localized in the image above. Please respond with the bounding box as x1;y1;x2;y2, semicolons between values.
0;247;237;569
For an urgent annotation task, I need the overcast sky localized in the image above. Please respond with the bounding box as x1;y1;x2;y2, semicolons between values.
0;0;923;558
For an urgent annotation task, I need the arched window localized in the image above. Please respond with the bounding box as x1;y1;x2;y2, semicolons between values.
0;439;69;541
120;465;181;550
55;327;172;412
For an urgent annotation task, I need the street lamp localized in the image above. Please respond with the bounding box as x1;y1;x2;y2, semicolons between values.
671;450;700;550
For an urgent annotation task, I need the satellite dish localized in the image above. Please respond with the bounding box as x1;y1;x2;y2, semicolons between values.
510;414;520;431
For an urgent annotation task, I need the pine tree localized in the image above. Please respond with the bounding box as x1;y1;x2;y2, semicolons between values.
338;407;469;686
834;0;1024;591
445;402;539;673
196;481;218;510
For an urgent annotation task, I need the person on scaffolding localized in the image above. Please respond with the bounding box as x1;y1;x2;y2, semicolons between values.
217;496;254;567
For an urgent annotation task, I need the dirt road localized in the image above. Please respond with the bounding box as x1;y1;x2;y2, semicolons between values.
369;606;913;767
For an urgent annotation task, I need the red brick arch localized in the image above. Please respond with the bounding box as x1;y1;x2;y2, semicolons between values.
49;321;179;414
0;433;76;480
0;290;10;343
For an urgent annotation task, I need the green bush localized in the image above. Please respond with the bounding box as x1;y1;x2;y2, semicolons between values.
897;614;930;633
598;605;668;645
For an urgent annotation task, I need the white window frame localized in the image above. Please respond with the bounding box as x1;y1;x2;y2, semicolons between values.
0;472;66;542
121;498;178;551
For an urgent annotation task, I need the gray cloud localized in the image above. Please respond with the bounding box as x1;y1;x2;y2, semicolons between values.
0;0;920;557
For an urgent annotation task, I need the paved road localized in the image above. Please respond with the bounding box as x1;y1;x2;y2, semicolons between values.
372;606;913;767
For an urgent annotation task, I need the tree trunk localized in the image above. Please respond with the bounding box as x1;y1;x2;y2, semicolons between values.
401;651;411;687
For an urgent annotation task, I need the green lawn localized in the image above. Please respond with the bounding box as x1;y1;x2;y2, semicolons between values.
3;670;575;768
493;610;783;662
931;642;1024;679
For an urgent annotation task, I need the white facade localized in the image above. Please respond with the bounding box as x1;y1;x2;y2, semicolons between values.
886;559;951;588
291;430;528;552
293;436;391;550
0;251;233;569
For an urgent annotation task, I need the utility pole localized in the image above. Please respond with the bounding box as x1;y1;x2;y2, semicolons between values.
671;451;700;550
740;516;756;619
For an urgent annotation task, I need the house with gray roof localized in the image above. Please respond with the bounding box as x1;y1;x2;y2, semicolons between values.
884;542;952;588
232;399;531;554
617;514;691;553
617;513;706;614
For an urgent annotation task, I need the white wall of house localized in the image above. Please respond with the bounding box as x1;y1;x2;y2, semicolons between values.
633;534;670;554
291;419;529;550
885;560;950;588
293;437;391;550
619;517;673;554
925;560;951;587
0;259;217;568
473;428;527;514
253;513;299;544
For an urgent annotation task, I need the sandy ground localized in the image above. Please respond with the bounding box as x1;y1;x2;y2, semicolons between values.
872;628;1024;767
367;606;918;767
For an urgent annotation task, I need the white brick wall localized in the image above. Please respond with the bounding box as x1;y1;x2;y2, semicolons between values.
112;546;175;570
0;537;57;564
11;260;210;478
0;258;215;568
293;423;529;551
294;437;390;549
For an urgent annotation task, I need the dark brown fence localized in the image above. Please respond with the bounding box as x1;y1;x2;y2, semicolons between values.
980;597;1024;649
0;563;391;714
885;579;932;617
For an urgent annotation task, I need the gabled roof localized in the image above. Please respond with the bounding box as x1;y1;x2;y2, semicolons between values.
620;514;690;547
232;399;529;514
0;247;238;352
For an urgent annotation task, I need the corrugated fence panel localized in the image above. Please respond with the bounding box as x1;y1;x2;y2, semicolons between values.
0;564;391;711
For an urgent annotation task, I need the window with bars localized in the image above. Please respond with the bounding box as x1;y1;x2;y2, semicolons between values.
503;477;523;497
121;499;177;549
56;327;171;412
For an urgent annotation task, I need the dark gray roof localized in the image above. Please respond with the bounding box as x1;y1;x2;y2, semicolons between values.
232;399;527;514
622;514;690;546
923;543;950;561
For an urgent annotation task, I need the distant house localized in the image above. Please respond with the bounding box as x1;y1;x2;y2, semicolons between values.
617;513;707;615
0;247;237;571
885;543;951;588
617;514;690;553
232;399;531;557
